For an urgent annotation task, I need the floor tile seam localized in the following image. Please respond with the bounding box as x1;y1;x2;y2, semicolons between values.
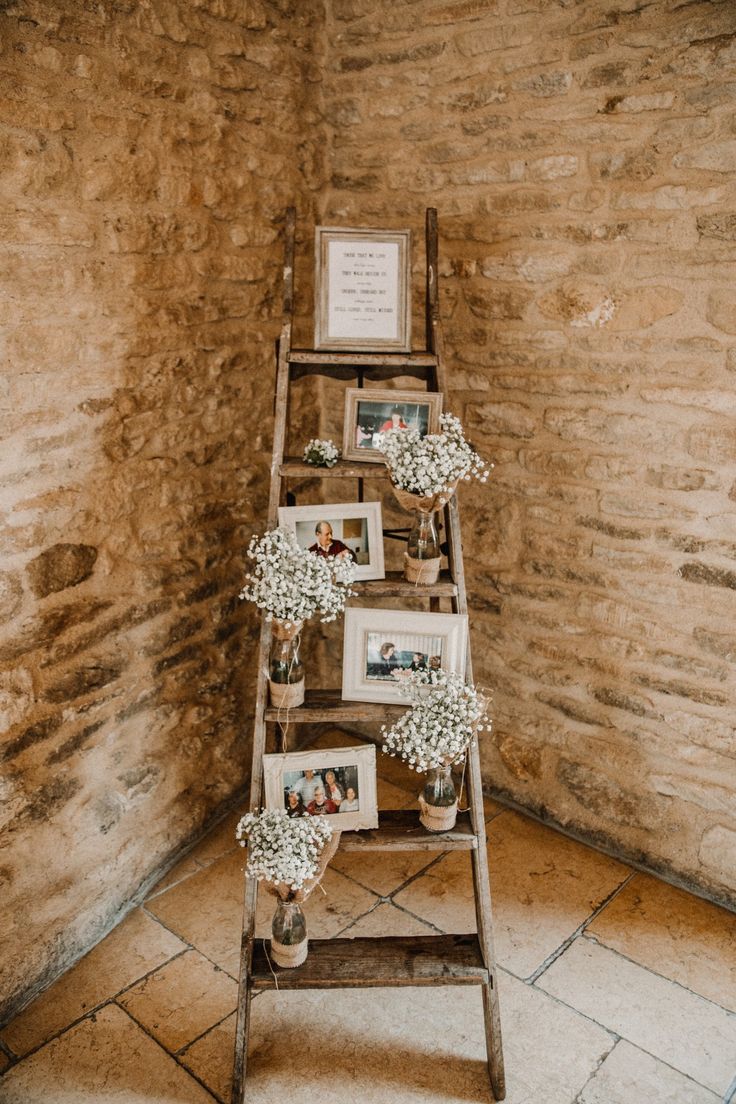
113;1000;221;1102
145;864;213;901
387;849;453;896
570;1034;620;1104
175;1006;238;1059
192;846;238;871
139;905;241;983
528;973;731;1097
0;946;192;1069
330;845;444;898
578;932;736;1019
526;870;637;984
498;964;621;1045
389;897;446;935
723;1070;736;1104
333;896;385;937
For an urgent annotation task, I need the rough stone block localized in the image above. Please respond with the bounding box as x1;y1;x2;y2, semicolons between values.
25;545;98;599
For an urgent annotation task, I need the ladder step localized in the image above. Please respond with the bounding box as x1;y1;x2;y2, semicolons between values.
353;570;457;599
280;458;387;479
265;688;403;724
288;350;437;382
340;809;477;852
251;934;488;990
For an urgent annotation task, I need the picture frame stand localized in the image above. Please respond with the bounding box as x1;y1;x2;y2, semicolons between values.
232;208;506;1103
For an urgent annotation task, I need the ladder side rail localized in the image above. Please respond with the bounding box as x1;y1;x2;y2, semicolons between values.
426;208;506;1100
233;206;297;1104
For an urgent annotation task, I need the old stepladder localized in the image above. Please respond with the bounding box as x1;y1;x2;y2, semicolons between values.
231;207;505;1103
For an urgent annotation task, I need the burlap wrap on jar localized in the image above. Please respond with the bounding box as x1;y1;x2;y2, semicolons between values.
418;794;459;832
390;480;458;586
261;831;341;968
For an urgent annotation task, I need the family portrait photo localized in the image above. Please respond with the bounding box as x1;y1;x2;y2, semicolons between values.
262;745;379;831
282;765;360;817
278;501;385;581
342;388;442;462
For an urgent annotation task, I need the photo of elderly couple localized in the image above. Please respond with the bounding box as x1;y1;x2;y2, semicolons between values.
283;766;360;818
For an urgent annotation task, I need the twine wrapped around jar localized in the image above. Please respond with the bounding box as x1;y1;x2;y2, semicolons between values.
261;831;341;969
390;481;458;586
418;794;459;832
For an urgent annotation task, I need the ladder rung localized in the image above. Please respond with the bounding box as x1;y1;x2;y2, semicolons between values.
339;809;477;852
280;458;387;479
264;689;403;724
353;570;457;599
251;934;488;990
289;350;438;368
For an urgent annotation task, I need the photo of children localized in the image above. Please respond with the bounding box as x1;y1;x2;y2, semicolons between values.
365;633;444;682
282;765;360;817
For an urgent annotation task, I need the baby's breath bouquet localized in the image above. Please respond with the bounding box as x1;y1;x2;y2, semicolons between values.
379;413;490;499
240;527;356;626
303;438;340;468
381;669;491;832
236;809;340;968
236;809;334;893
378;414;491;585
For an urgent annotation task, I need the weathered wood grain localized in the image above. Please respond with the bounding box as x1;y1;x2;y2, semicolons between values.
339;809;477;852
251;934;489;989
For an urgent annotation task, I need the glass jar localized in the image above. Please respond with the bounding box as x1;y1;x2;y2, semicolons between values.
268;619;305;708
271;899;308;968
405;510;441;584
419;763;458;832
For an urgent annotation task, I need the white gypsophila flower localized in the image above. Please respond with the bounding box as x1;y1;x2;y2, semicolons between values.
236;809;333;891
381;669;491;772
378;412;492;496
240;526;356;624
303;438;340;468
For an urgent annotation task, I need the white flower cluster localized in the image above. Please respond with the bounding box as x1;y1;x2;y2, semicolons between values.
303;438;340;468
381;669;491;772
240;527;356;623
378;412;491;496
236;809;333;891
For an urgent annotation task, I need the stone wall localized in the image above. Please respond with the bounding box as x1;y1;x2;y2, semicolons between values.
319;0;736;907
0;0;325;1021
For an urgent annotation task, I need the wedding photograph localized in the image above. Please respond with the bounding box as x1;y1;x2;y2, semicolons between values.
342;387;442;462
262;746;379;831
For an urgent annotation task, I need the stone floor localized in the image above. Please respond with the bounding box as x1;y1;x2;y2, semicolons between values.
1;735;735;1104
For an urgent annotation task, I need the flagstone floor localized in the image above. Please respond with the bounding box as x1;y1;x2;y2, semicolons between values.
1;734;735;1104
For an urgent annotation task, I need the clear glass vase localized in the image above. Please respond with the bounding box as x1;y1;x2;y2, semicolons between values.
419;764;458;832
268;620;305;708
271;898;308;968
405;509;441;584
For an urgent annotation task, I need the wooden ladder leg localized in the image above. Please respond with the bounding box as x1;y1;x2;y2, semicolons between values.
231;876;257;1104
468;741;506;1101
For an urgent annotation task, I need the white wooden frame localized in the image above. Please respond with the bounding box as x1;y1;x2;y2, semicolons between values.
342;386;443;463
278;501;385;581
263;745;378;832
342;608;468;705
314;226;411;352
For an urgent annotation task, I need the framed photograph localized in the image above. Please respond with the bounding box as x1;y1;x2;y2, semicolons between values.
342;608;468;705
342;387;443;463
263;745;378;832
278;501;385;581
314;226;411;352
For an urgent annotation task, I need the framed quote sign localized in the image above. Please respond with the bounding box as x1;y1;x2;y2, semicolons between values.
314;226;411;352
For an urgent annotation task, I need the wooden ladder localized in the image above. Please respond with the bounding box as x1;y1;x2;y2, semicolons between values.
232;207;506;1103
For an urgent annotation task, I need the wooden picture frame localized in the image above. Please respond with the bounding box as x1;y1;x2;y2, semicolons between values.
314;226;411;352
278;501;385;581
342;608;468;705
262;745;378;832
342;387;443;463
